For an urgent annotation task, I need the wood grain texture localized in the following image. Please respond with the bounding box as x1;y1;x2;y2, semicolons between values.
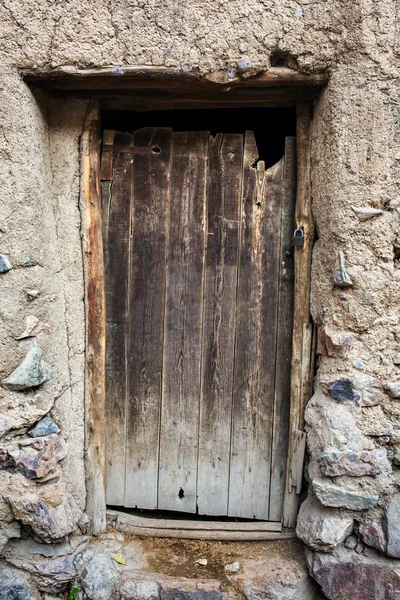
228;132;282;520
158;132;209;512
81;101;106;534
100;129;114;180
282;102;314;528
125;128;172;509
268;137;296;521
103;132;133;506
197;134;244;516
111;525;295;541
107;510;282;531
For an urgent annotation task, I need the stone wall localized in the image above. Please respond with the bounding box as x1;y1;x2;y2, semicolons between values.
0;1;399;598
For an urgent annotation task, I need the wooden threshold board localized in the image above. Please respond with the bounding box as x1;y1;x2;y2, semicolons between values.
107;510;294;541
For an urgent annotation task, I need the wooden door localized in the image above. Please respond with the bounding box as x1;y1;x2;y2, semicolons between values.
101;129;295;521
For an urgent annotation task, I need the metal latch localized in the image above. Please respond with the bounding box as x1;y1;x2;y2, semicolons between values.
293;226;305;247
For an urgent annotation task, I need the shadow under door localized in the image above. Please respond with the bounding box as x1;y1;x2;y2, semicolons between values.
101;128;295;522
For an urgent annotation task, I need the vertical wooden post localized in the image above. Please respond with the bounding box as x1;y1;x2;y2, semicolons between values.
282;101;314;528
81;100;106;534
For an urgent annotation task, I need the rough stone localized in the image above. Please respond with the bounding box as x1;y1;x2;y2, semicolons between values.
161;592;224;600
224;562;240;573
333;251;353;288
8;492;82;542
359;522;386;553
0;255;12;273
81;553;119;600
16;316;51;340
0;520;21;553
0;434;67;479
28;417;60;438
351;206;384;221
296;495;353;552
318;449;390;477
307;546;400;600
25;290;41;301
312;478;379;510
394;448;400;466
117;578;160;600
1;346;52;392
2;537;88;593
0;567;37;600
344;535;358;550
318;327;355;358
385;381;400;399
321;375;383;407
385;494;400;558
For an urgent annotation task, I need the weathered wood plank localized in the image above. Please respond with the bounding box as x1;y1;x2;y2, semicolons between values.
197;134;244;516
112;525;295;541
228;132;283;520
282;102;314;528
268;137;296;521
158;132;209;512
107;510;282;531
81;101;106;534
103;131;133;506
125;128;172;509
100;130;114;180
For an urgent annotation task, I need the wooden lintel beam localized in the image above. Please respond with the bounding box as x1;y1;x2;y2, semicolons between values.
20;65;328;91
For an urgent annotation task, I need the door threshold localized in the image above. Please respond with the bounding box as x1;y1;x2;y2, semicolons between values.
107;509;295;541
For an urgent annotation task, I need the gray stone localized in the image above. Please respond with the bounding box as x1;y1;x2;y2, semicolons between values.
393;353;400;365
296;495;353;552
1;346;52;391
0;567;36;600
394;448;400;466
333;251;353;288
161;593;223;600
321;374;383;406
351;206;384;221
354;541;364;554
81;553;119;600
0;255;12;273
0;520;21;553
344;535;358;550
312;478;379;510
385;493;400;558
8;492;82;542
3;537;88;593
224;561;240;573
318;449;391;477
385;381;400;398
117;578;160;600
28;417;60;437
0;434;67;479
307;546;400;600
359;521;386;552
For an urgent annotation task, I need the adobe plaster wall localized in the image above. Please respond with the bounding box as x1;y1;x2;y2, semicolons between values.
0;1;399;598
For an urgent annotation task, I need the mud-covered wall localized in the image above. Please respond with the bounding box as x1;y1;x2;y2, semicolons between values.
0;1;400;599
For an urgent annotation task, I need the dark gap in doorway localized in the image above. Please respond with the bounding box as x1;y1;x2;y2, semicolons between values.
102;108;296;169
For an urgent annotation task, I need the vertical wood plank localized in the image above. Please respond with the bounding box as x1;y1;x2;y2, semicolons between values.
103;132;133;506
228;131;283;520
125;128;172;509
282;102;314;528
197;134;243;516
100;130;114;181
158;132;209;512
81;101;106;534
268;137;296;521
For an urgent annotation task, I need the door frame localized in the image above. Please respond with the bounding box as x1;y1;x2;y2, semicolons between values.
22;65;326;535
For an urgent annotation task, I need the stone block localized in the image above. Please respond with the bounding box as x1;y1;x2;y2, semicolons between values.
359;522;386;553
0;434;67;479
296;495;353;552
318;327;355;358
0;567;37;600
385;494;400;558
2;537;88;593
8;492;82;543
118;578;160;600
321;374;383;407
81;553;119;600
28;417;60;437
385;382;400;399
1;345;52;391
312;478;379;510
0;255;12;273
318;449;390;477
0;520;21;553
307;546;400;600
